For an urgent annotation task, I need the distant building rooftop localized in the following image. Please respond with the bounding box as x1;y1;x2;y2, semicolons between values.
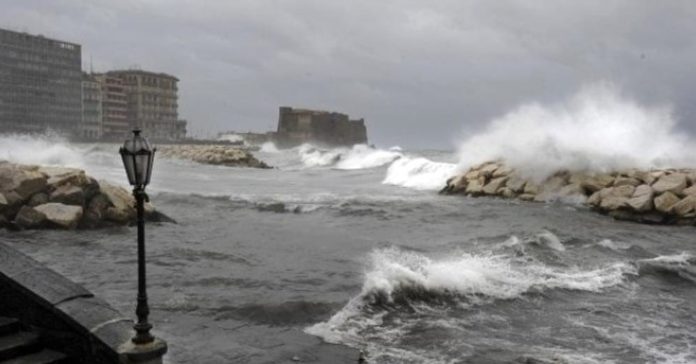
107;69;179;81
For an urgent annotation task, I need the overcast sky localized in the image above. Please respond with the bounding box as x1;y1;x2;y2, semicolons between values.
2;1;695;147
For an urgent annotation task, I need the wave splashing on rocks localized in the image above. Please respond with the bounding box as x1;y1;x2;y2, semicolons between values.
456;82;694;181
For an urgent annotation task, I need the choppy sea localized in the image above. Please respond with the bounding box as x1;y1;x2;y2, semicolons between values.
1;134;695;364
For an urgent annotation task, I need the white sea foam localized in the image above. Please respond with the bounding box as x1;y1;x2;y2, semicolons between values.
534;230;565;252
0;133;85;167
217;133;245;143
596;239;633;251
382;157;458;190
457;82;695;181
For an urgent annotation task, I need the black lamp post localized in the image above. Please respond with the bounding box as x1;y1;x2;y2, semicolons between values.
119;129;156;345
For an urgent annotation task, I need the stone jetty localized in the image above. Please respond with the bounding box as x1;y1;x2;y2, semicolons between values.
0;161;169;230
441;161;696;225
158;145;270;168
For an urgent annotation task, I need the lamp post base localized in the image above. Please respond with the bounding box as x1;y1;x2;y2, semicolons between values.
119;337;168;364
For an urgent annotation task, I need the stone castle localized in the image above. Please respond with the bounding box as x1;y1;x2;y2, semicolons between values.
274;107;367;147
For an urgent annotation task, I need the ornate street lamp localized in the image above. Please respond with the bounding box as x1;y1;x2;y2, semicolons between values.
119;129;157;345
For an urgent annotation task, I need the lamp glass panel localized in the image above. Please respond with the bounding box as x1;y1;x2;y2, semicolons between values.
120;149;136;185
135;153;150;186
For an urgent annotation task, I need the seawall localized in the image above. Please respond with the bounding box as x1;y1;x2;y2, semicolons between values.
441;161;696;225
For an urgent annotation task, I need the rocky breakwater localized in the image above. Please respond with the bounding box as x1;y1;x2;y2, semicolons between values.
158;145;271;168
0;161;171;230
441;161;696;225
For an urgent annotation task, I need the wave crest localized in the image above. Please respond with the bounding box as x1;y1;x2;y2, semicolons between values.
382;157;457;191
298;144;402;170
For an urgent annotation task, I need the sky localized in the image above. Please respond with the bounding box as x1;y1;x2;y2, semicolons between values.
2;0;695;148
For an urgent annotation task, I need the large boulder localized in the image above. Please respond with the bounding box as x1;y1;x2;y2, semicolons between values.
0;165;48;200
626;185;654;212
442;174;467;194
34;203;83;229
27;192;49;207
614;176;641;187
479;162;501;177
652;173;687;195
465;178;485;195
81;193;111;228
49;185;85;206
483;177;508;195
98;181;135;223
39;166;89;189
654;192;680;214
13;205;47;229
492;165;513;178
581;174;614;193
671;196;696;217
506;175;527;193
0;191;24;219
598;185;634;211
682;185;696;196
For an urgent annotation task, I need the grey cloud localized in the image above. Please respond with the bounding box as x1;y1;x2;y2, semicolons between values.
1;0;695;147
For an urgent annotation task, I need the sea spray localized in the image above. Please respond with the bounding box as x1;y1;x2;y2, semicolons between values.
456;83;694;181
259;141;280;153
0;133;86;167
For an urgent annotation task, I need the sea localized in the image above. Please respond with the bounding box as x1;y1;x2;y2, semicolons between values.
1;87;696;363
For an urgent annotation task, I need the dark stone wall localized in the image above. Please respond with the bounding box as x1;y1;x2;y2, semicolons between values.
0;242;133;363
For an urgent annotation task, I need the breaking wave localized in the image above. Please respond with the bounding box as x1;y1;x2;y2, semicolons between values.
0;133;86;167
382;157;457;191
298;144;402;170
636;253;696;283
457;82;695;180
306;246;634;347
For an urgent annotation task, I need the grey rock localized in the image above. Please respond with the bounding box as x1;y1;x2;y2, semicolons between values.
0;165;48;200
654;192;680;214
27;192;49;207
34;203;83;229
652;173;687;195
483;176;508;195
465;178;485;195
82;193;111;228
506;175;527;193
671;196;696;217
682;185;696;196
49;184;85;206
614;176;641;187
99;180;135;223
581;174;614;193
626;185;654;212
13;205;47;229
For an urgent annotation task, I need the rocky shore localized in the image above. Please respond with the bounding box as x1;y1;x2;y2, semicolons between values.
158;145;270;168
441;161;696;225
0;161;171;230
